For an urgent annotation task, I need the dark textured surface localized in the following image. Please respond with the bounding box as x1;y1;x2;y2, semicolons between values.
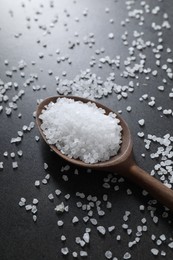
0;0;173;259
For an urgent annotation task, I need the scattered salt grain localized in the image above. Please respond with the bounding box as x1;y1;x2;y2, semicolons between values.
108;226;115;232
123;252;131;259
42;179;47;184
97;226;106;235
35;136;40;141
12;161;18;169
57;220;64;227
0;162;3;170
44;163;48;170
137;132;145;138
55;202;65;213
83;232;90;243
72;252;78;258
55;189;61;196
108;33;114;39
151;248;159;256
62;175;68;181
48;193;54;201
90;218;97;225
61;235;66;241
126;106;132;112
10;152;15;158
33;198;38;205
72;216;79;224
80;251;88;257
3;151;8;157
25;204;32;211
33;215;37;222
34;180;40;187
138;119;145;126
168;242;173;248
105;250;112;259
61;247;69;255
17;150;23;157
39;98;122;164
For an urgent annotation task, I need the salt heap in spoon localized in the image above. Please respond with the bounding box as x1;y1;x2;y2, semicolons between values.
39;98;122;163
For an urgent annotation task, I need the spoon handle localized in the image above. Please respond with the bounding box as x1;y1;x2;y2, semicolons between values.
127;164;173;211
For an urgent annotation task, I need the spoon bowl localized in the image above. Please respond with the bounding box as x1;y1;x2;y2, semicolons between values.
36;95;173;211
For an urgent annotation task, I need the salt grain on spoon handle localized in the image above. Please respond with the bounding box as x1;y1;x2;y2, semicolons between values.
36;96;173;211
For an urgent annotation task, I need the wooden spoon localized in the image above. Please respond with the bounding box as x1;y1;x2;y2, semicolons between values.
36;95;173;211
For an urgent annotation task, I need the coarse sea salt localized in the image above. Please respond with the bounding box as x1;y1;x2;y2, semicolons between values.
39;98;122;164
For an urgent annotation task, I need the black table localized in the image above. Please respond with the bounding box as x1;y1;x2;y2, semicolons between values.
1;0;173;259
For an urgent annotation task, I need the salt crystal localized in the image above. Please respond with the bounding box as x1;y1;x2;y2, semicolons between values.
80;251;88;257
64;194;70;200
61;235;66;241
33;215;37;222
123;252;131;259
12;161;18;169
55;202;65;213
0;162;4;170
48;194;54;201
72;216;79;224
108;33;114;39
17;150;23;157
108;226;115;232
57;220;64;227
168;241;173;248
61;247;69;255
35;180;40;187
72;252;78;257
10;152;15;158
25;204;32;211
160;234;166;241
3;151;8;157
105;251;112;259
33;198;39;204
97;226;106;235
55;189;61;196
35;136;40;141
44;163;48;170
126;106;132;112
151;248;159;256
138;119;145;126
62;175;68;181
83;233;90;243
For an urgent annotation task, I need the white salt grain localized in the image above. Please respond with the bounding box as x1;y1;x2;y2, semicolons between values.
55;189;61;196
0;162;3;170
55;202;65;213
138;119;145;126
72;216;79;224
168;242;173;248
105;251;113;259
83;232;90;243
97;226;106;235
123;252;131;259
39;98;122;164
33;215;37;222
108;226;115;232
151;248;159;256
12;162;18;169
34;180;40;187
33;198;39;204
57;220;64;227
72;252;78;257
80;251;88;257
48;193;54;201
61;247;69;255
